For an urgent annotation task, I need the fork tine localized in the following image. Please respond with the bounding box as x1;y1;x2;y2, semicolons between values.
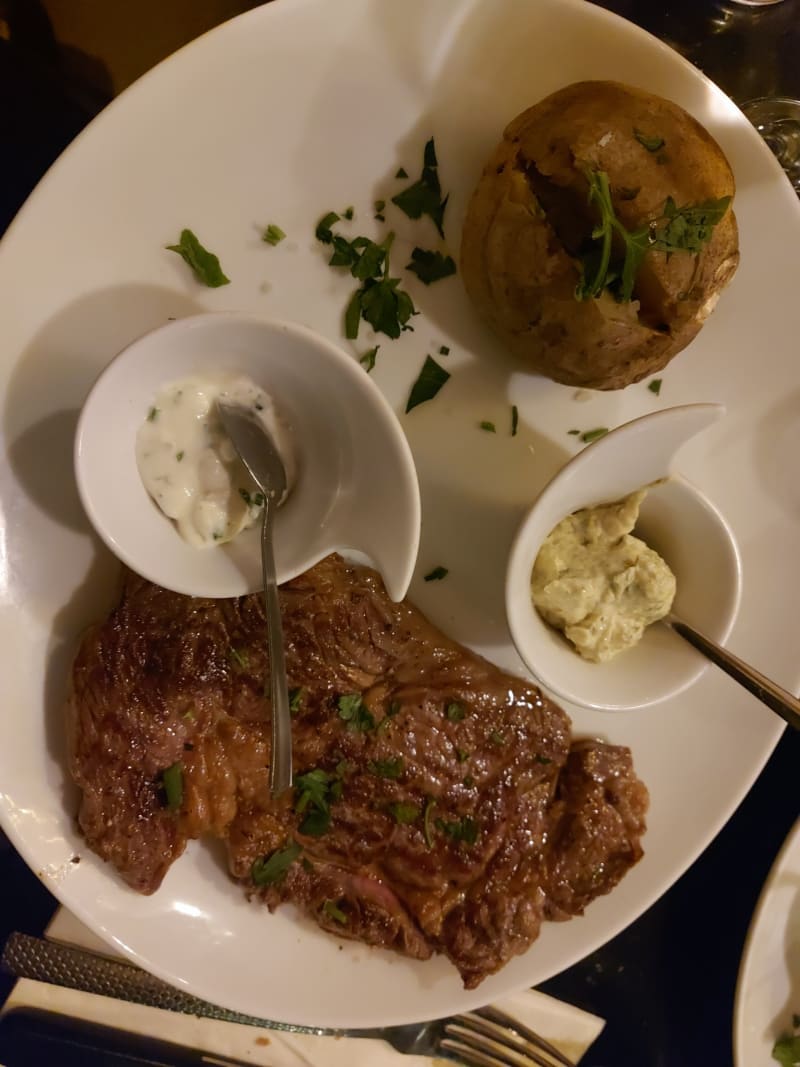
442;1010;577;1067
439;1033;522;1067
476;1006;577;1067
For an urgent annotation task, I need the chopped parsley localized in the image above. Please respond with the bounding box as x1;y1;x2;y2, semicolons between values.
772;1025;800;1066
648;378;663;396
439;345;450;356
165;229;230;287
161;762;183;811
567;428;580;435
405;354;450;413
580;427;609;444
575;169;731;303
446;702;466;722
423;798;436;849
359;345;379;372
288;687;305;714
395;166;408;179
294;768;340;836
342;206;355;220
391;138;449;236
176;450;184;462
405;247;456;285
322;900;348;924
367;757;404;779
239;488;265;508
261;223;286;246
315;211;340;243
490;731;506;746
229;646;249;670
634;129;666;153
389;802;419;824
424;566;448;582
436;816;479;845
456;748;470;763
337;693;375;733
534;754;553;765
317;223;416;340
511;405;519;437
479;420;496;433
147;407;158;422
251;841;302;887
374;199;386;220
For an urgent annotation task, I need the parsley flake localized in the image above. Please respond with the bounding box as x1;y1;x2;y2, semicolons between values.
479;420;496;433
229;647;249;670
648;378;663;396
294;768;340;837
176;450;184;462
511;405;519;437
166;229;230;287
337;693;375;733
439;345;450;356
342;206;355;220
262;224;286;246
634;129;666;152
424;566;448;582
161;762;183;811
581;427;609;444
436;816;479;845
391;138;449;236
446;702;466;722
389;802;419;824
322;900;348;924
251;841;302;886
359;345;379;372
395;166;408;179
147;407;158;422
367;757;404;779
406;247;456;285
315;211;340;243
288;687;305;715
406;355;450;413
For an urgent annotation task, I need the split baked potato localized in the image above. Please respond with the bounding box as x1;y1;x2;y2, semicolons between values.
460;81;739;390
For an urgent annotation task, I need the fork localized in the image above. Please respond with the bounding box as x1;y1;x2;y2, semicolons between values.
351;1005;578;1067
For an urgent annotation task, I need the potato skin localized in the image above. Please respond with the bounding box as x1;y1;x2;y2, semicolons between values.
460;81;739;390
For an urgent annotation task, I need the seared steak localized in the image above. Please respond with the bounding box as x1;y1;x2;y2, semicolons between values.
68;553;648;988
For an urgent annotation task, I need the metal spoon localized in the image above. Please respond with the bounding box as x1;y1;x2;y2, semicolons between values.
217;400;292;794
664;613;800;730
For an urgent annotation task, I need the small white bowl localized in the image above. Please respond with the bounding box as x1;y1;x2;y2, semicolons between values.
75;312;420;600
506;404;742;711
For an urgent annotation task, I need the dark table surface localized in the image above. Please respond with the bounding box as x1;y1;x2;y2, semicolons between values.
1;1;799;1064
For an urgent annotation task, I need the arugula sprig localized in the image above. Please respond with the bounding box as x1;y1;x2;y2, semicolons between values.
575;169;731;304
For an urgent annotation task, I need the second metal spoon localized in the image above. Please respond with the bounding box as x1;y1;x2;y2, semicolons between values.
217;400;292;794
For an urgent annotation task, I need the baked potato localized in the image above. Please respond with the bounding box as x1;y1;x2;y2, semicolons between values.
460;81;739;390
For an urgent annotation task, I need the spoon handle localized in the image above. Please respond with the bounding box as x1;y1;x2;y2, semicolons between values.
666;615;800;730
261;499;292;794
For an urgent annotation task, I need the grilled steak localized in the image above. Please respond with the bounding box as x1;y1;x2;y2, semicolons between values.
68;553;648;988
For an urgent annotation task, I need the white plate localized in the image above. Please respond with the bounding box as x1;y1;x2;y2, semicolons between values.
0;0;797;1030
735;819;800;1065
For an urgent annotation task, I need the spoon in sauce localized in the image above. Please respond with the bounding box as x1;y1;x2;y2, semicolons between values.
217;400;292;795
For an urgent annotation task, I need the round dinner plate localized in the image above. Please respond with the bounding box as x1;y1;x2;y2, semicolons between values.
735;818;800;1065
0;0;797;1030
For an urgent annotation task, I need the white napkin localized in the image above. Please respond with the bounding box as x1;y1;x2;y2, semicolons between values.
2;908;604;1065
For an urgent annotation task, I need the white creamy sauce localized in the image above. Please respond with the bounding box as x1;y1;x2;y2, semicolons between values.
531;489;676;663
136;374;295;548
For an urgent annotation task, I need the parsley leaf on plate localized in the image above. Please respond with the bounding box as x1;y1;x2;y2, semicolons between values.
406;355;450;413
405;247;456;285
633;128;666;152
161;762;183;811
424;566;448;582
391;138;449;236
166;229;230;287
262;224;286;246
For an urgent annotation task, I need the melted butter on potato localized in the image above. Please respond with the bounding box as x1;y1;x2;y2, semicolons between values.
531;490;676;662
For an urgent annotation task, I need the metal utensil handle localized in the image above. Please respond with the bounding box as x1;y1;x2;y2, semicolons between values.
668;616;800;730
1;932;322;1033
262;497;292;794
